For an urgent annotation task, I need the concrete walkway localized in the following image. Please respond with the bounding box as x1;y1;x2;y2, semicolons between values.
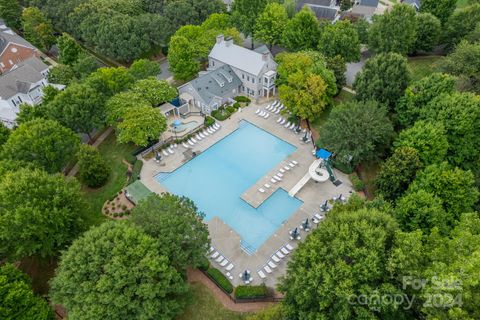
67;127;114;177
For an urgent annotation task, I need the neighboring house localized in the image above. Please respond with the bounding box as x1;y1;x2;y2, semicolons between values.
178;35;277;114
296;0;340;22
0;57;62;128
351;0;379;20
401;0;421;11
0;19;40;74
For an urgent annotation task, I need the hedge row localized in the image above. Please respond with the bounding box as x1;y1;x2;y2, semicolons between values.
233;96;251;103
234;285;268;299
206;267;233;293
204;116;216;127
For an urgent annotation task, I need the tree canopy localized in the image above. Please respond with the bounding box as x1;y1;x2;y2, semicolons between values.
442;40;480;93
318;100;394;166
0;263;54;320
0;0;22;29
420;0;457;25
0;168;85;260
76;144;110;188
354;52;410;109
1;119;80;173
116;106;167;146
50;221;188;320
282;7;320;52
232;0;269;40
130;78;178;106
318;20;360;63
254;2;288;49
128;59;161;80
413;13;441;53
444;4;480;49
21;7;55;52
0;123;10;147
131;194;210;273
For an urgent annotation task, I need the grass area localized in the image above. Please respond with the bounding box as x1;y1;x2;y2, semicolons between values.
177;282;250;320
356;162;381;199
407;56;445;82
81;133;137;225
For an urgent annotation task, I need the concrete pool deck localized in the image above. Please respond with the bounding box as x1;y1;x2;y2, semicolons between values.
139;99;354;287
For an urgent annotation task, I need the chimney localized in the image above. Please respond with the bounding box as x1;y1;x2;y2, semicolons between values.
216;34;224;44
262;52;269;61
225;37;233;47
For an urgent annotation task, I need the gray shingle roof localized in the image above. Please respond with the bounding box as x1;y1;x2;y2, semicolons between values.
358;0;379;7
0;31;36;53
189;65;242;106
296;0;333;8
296;1;338;21
0;57;48;99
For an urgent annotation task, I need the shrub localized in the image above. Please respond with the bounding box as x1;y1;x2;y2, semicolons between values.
113;212;118;217
121;204;127;210
232;102;241;109
235;285;268;299
226;106;235;113
332;159;354;174
198;257;210;271
204;116;215;127
206;267;233;293
125;153;137;164
234;96;251;103
76;145;110;188
350;173;365;191
211;109;229;121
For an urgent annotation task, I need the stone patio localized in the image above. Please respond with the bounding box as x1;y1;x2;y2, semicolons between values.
139;98;354;288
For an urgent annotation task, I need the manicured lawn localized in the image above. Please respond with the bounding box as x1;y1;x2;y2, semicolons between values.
177;282;250;320
407;56;445;82
81;132;137;225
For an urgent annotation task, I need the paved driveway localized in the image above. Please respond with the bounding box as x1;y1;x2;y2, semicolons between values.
345;50;371;87
157;59;172;80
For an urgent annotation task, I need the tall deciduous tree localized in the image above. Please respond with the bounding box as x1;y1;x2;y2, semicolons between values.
368;4;417;55
56;33;82;66
21;7;55;51
47;64;76;85
128;59;161;80
442;40;480;93
130;78;178;106
0;122;10;147
131;194;210;273
84;66;135;98
0;168;86;259
50;222;188;320
1;119;80;173
254;3;288;49
413;13;441;53
0;0;22;29
0;263;55;319
164;0;225;32
318;20;360;63
444;4;480;49
282;7;320;51
354;52;410;109
76;145;109;188
46;83;105;139
420;0;457;25
376;146;422;202
232;0;269;45
326;55;347;93
116;106;167;146
105;92;151;125
395;73;456;127
318;100;394;166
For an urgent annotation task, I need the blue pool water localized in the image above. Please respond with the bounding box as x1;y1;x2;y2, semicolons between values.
156;121;302;252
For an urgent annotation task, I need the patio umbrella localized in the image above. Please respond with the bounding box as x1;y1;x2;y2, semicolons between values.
291;227;299;239
302;131;308;142
242;270;250;281
303;218;310;230
320;200;329;212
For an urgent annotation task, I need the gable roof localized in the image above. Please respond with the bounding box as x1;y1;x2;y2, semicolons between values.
296;1;338;21
209;39;273;76
0;57;48;99
184;64;242;106
358;0;379;7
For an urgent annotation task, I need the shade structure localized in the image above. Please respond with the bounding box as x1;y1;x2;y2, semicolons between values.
315;148;332;159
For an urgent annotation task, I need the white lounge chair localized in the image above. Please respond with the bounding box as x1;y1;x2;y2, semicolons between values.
275;109;280;114
211;251;219;259
289;162;295;168
281;247;290;255
284;121;291;128
270;178;277;184
207;128;214;134
286;244;294;251
216;255;224;263
264;265;272;274
279;119;286;125
274;175;282;181
315;213;324;221
289;123;295;130
258;270;267;279
255;109;260;114
173;143;178;148
272;101;278;107
199;132;205;139
220;259;228;267
209;246;215;253
268;261;277;268
202;130;209;136
226;272;234;280
259;188;265;193
277;172;284;177
226;263;234;271
272;255;280;263
276;251;285;259
162;150;169;157
264;183;271;188
214;123;220;129
264;113;269;119
292;160;299;165
277;117;283;123
195;134;202;141
191;137;197;143
168;148;174;154
182;142;189;148
265;104;272;111
279;168;285;173
188;139;194;146
284;166;290;171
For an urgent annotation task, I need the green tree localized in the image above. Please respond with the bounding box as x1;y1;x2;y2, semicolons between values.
442;40;480;93
105;91;151;125
395;73;456;127
340;0;354;11
1;119;80;173
408;162;479;218
283;0;296;18
420;0;457;25
128;59;161;80
116;106;167;146
130;78;178;106
131;194;210;273
164;0;225;32
0;263;54;320
21;7;55;51
0;122;10;147
56;33;82;65
394;121;449;165
276;51;336;130
368;4;417;55
376;146;422;202
254;3;288;49
47;83;105;139
0;159;36;176
50;222;188;320
76;145;109;188
444;4;480;49
318;19;360;63
71;53;98;78
282;7;320;51
0;168;85;259
279;207;407;319
232;0;269;45
326;55;347;93
318;100;394;166
0;0;22;29
353;18;370;44
354;52;410;109
413;13;441;53
47;64;76;85
14;103;48;125
84;66;134;98
421;92;480;173
168;34;201;81
395;190;449;234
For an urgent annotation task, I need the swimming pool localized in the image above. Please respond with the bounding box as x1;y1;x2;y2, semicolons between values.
156;121;302;252
171;120;199;133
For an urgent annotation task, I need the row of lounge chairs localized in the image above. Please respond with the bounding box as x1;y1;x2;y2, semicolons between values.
160;143;178;158
258;160;298;193
255;109;270;119
181;123;221;149
266;101;284;114
209;247;235;280
276;117;306;134
257;244;294;279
